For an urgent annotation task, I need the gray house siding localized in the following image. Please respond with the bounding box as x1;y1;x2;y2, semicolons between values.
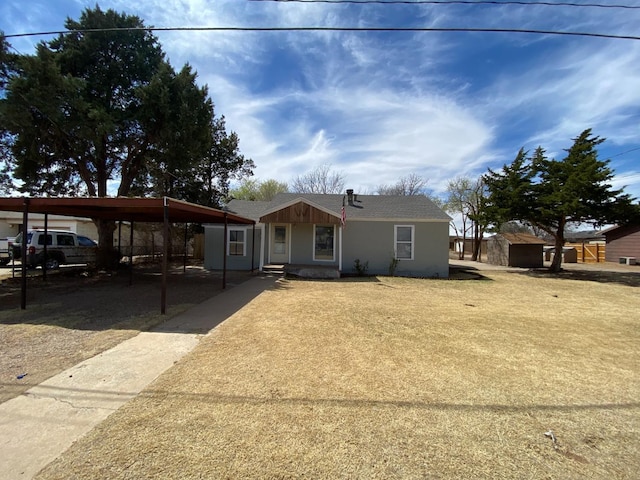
291;224;338;266
343;220;449;277
208;194;451;278
264;223;340;266
204;224;261;270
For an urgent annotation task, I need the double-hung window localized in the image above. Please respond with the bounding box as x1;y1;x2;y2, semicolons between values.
314;225;335;261
228;228;246;256
394;225;414;260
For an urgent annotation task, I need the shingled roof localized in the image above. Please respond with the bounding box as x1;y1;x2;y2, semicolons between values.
226;193;450;222
494;233;546;245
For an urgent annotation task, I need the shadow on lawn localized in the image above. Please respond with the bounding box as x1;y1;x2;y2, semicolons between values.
0;264;266;331
448;266;493;281
13;383;640;414
515;268;640;288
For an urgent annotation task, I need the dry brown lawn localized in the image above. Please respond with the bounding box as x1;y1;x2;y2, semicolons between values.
35;269;640;479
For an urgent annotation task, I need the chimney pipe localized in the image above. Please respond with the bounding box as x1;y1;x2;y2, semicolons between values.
346;189;354;205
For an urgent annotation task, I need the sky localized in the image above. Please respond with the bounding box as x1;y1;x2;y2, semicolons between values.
2;0;640;202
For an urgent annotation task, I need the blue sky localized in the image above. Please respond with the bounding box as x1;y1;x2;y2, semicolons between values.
2;0;640;200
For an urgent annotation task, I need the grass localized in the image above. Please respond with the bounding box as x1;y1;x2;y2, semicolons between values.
36;271;640;479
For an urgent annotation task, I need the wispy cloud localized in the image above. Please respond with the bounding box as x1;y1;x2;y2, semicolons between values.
4;0;640;199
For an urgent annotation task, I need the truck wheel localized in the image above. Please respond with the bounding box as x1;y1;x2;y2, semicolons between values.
44;258;60;270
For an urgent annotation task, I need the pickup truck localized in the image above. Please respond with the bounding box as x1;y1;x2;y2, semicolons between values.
11;230;98;269
0;237;16;266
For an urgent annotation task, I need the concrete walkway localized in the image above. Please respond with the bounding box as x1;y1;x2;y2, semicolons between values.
0;274;280;480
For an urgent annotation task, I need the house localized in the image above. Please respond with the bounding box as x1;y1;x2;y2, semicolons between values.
601;224;640;264
0;210;98;239
0;210;178;258
487;233;546;268
204;191;451;278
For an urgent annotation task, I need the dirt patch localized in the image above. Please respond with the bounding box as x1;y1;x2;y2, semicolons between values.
36;271;640;479
0;261;252;403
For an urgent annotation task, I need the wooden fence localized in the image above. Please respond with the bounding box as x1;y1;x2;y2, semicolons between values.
565;243;606;263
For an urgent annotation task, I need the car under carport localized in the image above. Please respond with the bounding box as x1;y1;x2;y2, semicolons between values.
0;196;255;313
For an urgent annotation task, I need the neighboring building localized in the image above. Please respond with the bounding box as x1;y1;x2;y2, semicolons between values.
0;211;172;257
450;236;488;259
205;191;451;278
563;229;605;244
0;211;98;240
487;233;546;268
601;224;640;263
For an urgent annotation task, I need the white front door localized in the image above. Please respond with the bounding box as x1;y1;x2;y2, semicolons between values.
270;224;289;264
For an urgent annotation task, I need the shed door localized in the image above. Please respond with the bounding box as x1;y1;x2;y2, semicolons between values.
270;224;289;264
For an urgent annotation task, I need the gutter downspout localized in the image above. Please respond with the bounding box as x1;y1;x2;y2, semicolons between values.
259;223;265;271
223;213;228;289
339;224;343;272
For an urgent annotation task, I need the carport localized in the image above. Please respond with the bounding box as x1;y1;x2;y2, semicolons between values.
0;196;255;313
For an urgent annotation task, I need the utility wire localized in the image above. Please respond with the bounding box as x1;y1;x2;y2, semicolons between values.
248;0;640;9
5;26;640;41
610;146;640;158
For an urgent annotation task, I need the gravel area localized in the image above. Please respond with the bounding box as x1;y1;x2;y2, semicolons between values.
0;261;253;404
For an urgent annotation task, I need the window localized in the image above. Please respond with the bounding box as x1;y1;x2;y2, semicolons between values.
273;226;286;254
228;228;246;256
395;225;414;260
314;225;335;261
36;234;52;246
56;234;75;246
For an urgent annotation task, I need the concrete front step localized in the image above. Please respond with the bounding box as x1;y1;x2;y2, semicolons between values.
284;264;341;279
262;264;341;279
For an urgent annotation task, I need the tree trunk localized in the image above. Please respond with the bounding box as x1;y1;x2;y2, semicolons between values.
94;218;119;269
549;228;565;273
471;222;480;261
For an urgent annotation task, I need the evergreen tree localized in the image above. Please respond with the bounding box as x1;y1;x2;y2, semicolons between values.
0;8;253;264
485;129;636;272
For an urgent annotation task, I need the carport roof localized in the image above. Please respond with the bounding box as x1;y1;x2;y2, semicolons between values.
0;196;255;225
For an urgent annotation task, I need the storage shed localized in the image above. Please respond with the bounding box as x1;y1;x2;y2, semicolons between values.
602;224;640;264
487;233;546;268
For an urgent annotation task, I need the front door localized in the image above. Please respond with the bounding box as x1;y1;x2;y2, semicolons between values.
270;224;289;264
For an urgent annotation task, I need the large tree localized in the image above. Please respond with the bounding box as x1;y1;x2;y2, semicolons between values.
291;164;345;194
377;173;428;196
0;34;16;194
484;129;637;272
445;176;489;261
0;7;252;263
231;178;288;202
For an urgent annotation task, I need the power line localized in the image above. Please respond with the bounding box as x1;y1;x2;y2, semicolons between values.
610;146;640;158
5;26;640;41
248;0;640;9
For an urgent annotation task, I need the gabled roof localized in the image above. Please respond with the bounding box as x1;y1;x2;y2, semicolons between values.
259;196;341;220
492;233;546;245
600;223;640;237
227;193;451;222
224;199;272;223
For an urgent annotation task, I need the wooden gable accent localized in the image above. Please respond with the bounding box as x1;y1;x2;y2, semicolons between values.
260;201;340;224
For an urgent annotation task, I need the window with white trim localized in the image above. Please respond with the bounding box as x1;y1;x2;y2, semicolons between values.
314;225;335;261
228;228;246;256
394;225;414;260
